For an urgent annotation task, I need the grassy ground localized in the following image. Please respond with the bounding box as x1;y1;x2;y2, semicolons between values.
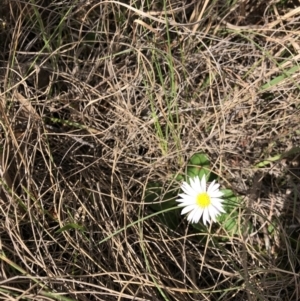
0;0;300;300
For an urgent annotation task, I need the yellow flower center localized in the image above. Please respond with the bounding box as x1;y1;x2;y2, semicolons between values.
196;193;211;208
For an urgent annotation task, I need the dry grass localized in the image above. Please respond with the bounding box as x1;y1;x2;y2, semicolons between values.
0;0;300;300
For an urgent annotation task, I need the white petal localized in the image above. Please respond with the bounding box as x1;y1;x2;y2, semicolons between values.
210;190;223;198
192;208;203;223
178;202;197;207
190;178;196;193
207;180;215;189
211;199;225;212
193;177;201;192
207;181;219;193
177;193;193;201
200;176;207;192
181;182;195;196
176;195;196;205
207;187;220;194
202;208;210;225
186;209;195;222
176;197;186;203
216;204;225;214
210;197;223;205
208;205;219;221
188;207;202;223
181;204;196;215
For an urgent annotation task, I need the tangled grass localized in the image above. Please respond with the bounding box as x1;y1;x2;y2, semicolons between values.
0;0;300;300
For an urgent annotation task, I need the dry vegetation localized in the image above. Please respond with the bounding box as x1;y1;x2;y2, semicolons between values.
0;0;300;300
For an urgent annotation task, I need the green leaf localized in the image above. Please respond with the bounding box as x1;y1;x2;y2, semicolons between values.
145;182;178;211
198;167;210;181
144;183;163;211
186;153;218;182
220;189;235;199
217;209;240;238
144;182;180;230
56;223;85;234
187;166;202;178
186;165;211;181
216;189;243;237
267;220;278;235
191;222;207;233
175;173;184;181
208;170;218;181
158;211;179;230
260;65;300;91
160;190;177;210
189;153;210;166
223;214;238;232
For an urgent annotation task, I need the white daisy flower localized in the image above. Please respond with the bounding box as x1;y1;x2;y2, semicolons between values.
176;176;225;225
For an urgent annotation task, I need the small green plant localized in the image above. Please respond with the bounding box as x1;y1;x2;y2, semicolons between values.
144;181;179;229
216;189;245;237
145;152;244;236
